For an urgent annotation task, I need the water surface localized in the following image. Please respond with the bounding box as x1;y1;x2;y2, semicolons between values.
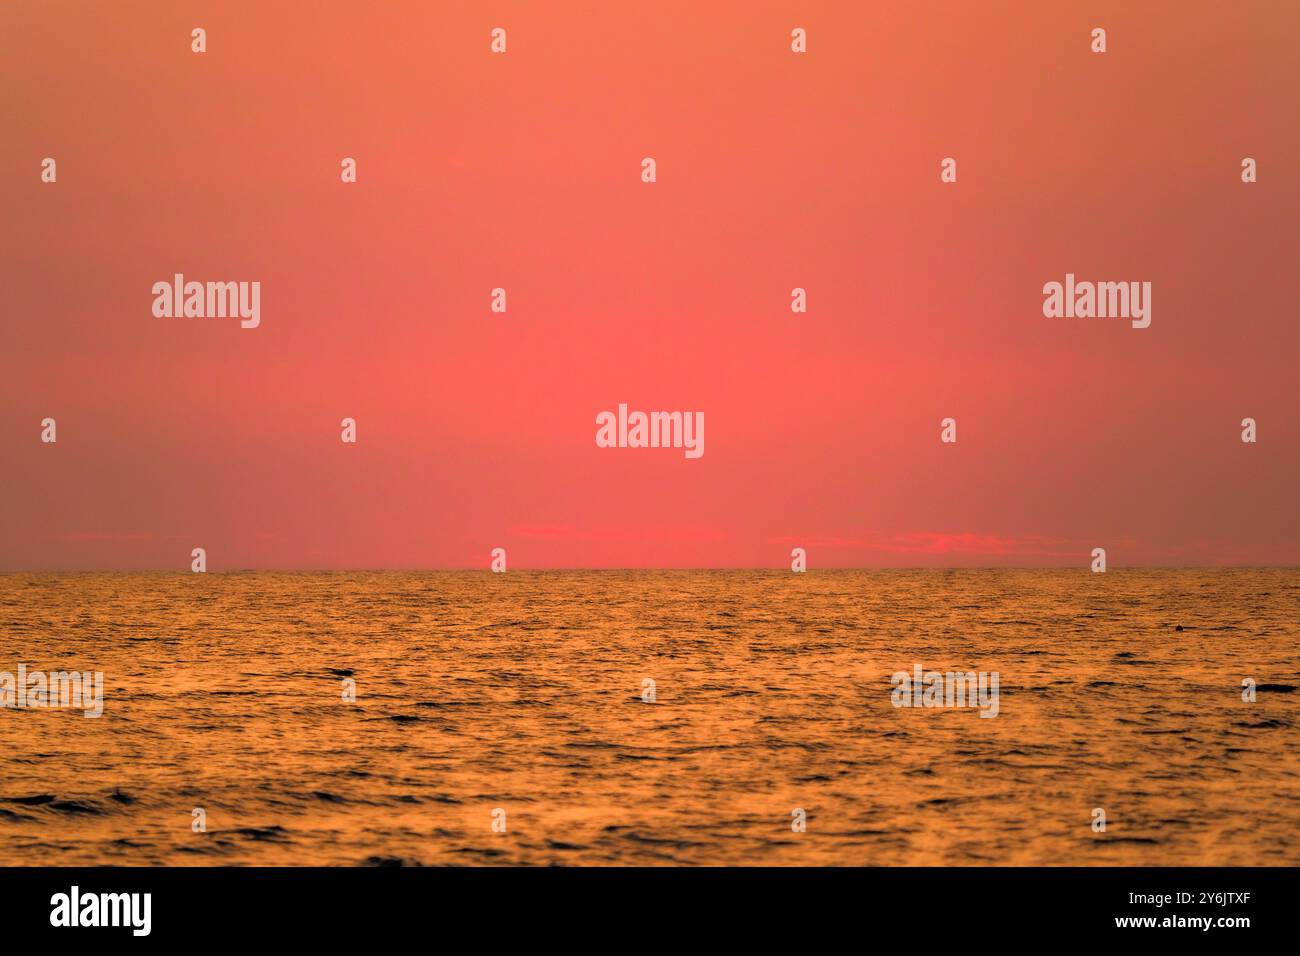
0;569;1295;865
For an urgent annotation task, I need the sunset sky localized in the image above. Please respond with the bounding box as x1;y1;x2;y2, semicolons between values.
2;1;1297;570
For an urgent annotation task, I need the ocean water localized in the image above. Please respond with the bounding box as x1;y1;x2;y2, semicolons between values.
0;569;1295;866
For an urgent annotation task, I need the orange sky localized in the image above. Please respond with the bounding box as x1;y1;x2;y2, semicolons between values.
2;1;1297;570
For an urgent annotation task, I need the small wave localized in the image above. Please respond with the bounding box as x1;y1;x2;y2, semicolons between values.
230;826;291;842
46;800;105;815
362;855;421;867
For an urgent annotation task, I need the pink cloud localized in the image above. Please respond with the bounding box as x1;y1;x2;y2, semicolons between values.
769;531;1093;559
510;524;728;544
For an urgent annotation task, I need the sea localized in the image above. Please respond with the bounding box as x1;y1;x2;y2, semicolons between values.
0;569;1295;865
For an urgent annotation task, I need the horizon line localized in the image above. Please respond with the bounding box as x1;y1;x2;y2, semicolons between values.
2;565;1297;574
